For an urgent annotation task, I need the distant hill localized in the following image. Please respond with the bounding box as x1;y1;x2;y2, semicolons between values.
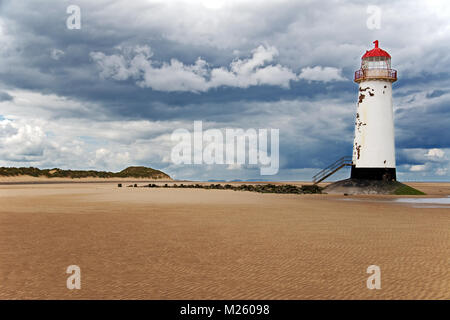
0;166;171;180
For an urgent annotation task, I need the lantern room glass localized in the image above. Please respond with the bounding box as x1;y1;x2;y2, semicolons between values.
362;56;391;70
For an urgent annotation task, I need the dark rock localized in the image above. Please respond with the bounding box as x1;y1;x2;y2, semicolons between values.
324;178;425;195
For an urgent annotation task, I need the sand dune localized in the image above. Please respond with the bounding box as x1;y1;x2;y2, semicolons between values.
0;175;172;184
0;182;448;299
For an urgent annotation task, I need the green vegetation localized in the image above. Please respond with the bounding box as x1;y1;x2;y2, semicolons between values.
393;184;426;195
0;166;171;180
129;183;323;194
115;166;170;178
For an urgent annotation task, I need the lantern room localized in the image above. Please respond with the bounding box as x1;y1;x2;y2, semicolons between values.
354;40;397;83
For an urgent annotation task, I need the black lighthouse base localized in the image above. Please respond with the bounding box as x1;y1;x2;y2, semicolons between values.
350;166;396;181
323;165;423;195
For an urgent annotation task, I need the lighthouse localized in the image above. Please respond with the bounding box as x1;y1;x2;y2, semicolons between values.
316;42;423;194
351;40;397;181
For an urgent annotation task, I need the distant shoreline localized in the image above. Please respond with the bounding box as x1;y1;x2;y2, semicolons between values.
0;176;173;185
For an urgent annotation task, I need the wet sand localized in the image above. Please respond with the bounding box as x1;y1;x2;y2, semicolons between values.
0;182;449;299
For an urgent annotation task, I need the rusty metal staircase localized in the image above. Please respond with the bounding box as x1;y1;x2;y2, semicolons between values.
312;156;353;184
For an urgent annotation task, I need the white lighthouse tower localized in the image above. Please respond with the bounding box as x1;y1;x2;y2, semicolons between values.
351;40;397;181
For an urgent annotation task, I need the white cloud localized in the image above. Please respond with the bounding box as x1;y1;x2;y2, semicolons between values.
400;148;448;165
0;114;175;171
397;148;450;180
410;164;426;172
50;49;65;60
435;168;448;176
298;66;346;83
227;164;242;170
397;147;450;181
0;90;178;170
426;148;444;159
90;45;302;92
0;119;47;161
93;148;131;169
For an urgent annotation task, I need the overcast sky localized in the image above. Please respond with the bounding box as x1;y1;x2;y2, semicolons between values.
0;0;449;181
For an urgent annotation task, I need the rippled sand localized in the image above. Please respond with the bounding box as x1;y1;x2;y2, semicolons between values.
0;182;449;299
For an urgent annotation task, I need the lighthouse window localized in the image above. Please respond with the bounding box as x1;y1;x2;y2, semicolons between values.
363;57;390;69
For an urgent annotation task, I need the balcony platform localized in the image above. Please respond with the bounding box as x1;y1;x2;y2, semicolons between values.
354;68;397;83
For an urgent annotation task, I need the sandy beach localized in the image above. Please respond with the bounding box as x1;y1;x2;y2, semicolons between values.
0;181;449;299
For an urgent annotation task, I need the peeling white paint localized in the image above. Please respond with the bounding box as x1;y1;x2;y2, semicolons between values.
353;80;396;168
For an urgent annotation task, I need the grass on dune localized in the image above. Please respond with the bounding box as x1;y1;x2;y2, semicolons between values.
394;184;426;195
0;166;171;179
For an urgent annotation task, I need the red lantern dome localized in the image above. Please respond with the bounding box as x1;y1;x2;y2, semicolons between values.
361;40;391;59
